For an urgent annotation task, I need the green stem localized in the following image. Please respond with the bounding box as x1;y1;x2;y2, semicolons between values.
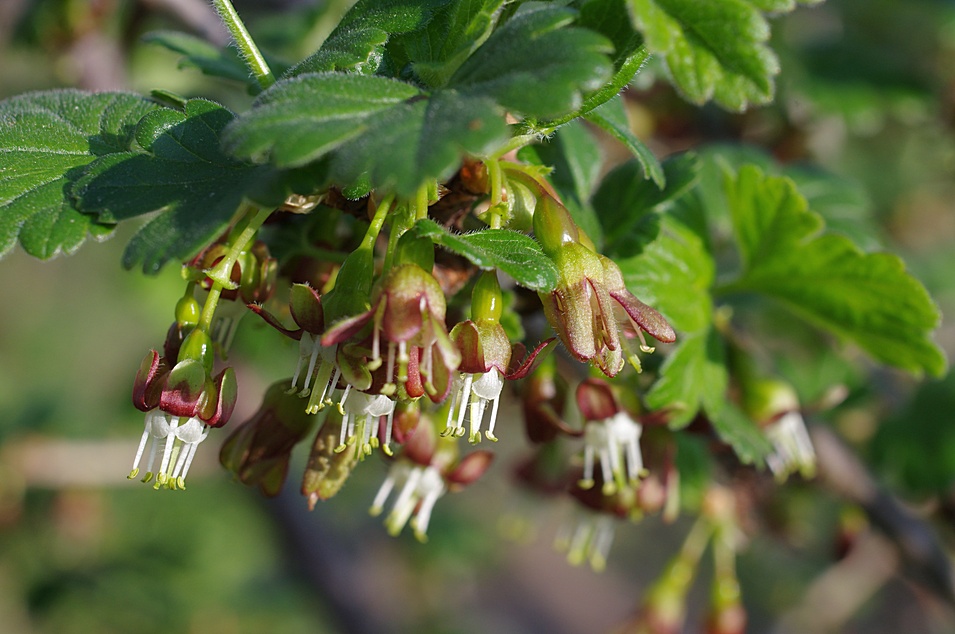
489;133;539;160
415;183;430;221
212;0;275;90
198;203;272;332
361;194;394;251
680;515;715;565
486;159;503;229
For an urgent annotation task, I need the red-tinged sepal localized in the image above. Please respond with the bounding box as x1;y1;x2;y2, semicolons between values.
577;377;618;421
451;320;485;374
601;254;675;345
159;359;206;417
321;309;374;347
202;367;237;427
447;450;494;488
248;303;303;340
506;337;556;380
133;350;168;412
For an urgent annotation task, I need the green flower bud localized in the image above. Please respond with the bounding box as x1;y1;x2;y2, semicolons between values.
533;194;579;255
471;271;502;323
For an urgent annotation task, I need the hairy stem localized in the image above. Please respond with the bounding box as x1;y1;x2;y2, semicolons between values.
212;0;275;90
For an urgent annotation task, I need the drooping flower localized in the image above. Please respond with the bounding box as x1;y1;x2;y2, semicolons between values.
445;272;554;443
129;410;210;490
533;194;674;376
323;263;461;403
129;331;237;489
336;389;396;457
741;378;816;481
764;411;816;481
370;413;493;542
554;513;617;572
576;378;646;495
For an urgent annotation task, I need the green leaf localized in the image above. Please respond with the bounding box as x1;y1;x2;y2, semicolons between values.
225;73;421;167
449;3;614;120
645;327;725;424
411;219;558;292
75;99;271;274
143;31;258;87
542;0;650;124
224;73;508;196
707;402;773;466
627;0;779;111
285;0;450;76
617;193;722;429
0;90;161;260
525;120;605;247
724;165;946;377
595;152;700;257
584;96;663;187
399;0;504;88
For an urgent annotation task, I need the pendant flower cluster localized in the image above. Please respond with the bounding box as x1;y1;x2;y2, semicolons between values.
125;169;680;550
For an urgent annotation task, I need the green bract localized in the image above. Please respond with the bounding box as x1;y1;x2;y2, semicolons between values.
411;219;559;292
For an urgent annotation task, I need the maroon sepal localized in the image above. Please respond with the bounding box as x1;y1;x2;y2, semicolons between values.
452;321;486;374
609;289;676;344
576;378;619;421
321;310;374;347
202;367;238;427
402;418;436;467
249;303;303;340
447;450;494;487
506;338;556;380
132;349;168;412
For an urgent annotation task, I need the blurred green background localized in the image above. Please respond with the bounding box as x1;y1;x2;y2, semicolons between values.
2;0;955;632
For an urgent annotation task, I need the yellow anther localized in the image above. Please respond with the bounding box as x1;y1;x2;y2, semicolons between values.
128;468;140;480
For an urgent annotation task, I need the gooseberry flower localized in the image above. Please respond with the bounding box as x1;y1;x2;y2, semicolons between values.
445;272;554;443
534;194;673;376
576;378;646;495
129;333;237;489
742;378;816;481
370;415;493;541
764;411;816;481
336;388;396;457
323;263;461;402
129;410;210;490
554;513;616;572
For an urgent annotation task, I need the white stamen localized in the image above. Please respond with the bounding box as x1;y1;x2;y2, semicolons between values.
301;333;323;392
766;411;816;481
581;413;645;495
